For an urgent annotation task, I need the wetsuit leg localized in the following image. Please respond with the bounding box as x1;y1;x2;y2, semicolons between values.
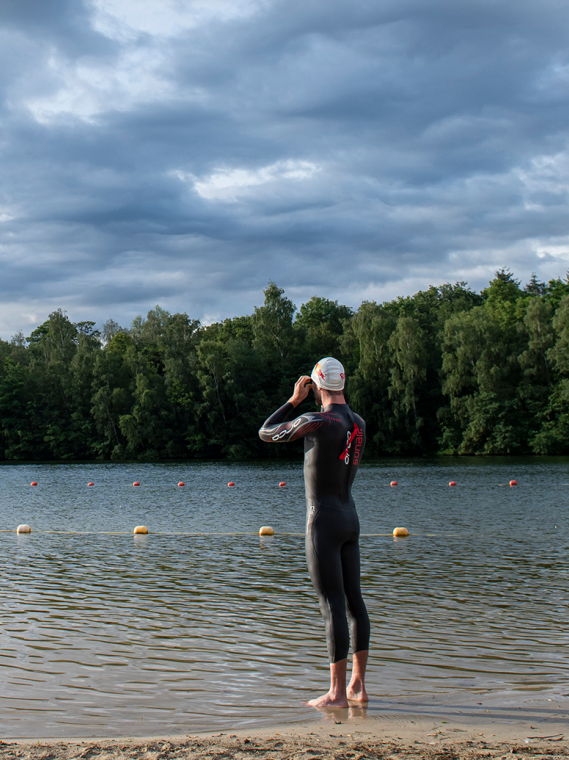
306;526;349;663
306;507;362;663
341;538;370;654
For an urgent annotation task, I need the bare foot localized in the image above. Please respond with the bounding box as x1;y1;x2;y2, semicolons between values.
347;684;369;702
306;692;349;708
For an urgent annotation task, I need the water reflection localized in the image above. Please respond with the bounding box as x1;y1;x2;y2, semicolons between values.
0;458;567;738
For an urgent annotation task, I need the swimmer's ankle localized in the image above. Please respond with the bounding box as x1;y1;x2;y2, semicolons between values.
348;650;368;701
347;679;369;702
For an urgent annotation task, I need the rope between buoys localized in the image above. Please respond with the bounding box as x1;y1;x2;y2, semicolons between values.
1;530;479;537
2;530;307;536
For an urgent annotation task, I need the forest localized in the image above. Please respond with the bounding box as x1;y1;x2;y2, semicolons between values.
0;269;568;460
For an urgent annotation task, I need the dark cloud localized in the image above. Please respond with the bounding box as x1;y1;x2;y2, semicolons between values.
1;0;113;55
1;0;569;335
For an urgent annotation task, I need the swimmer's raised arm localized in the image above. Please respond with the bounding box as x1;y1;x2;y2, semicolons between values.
258;376;322;444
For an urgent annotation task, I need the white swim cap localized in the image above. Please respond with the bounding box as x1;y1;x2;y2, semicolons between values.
311;357;346;391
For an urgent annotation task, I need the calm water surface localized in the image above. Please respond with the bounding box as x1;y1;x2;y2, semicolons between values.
0;458;568;738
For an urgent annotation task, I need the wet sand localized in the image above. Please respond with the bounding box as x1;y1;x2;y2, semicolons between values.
4;705;568;760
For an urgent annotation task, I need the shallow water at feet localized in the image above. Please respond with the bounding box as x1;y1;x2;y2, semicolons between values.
0;458;568;738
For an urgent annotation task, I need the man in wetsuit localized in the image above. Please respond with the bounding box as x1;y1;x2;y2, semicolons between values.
258;357;370;708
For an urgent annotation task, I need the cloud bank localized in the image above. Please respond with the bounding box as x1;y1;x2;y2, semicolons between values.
1;0;569;335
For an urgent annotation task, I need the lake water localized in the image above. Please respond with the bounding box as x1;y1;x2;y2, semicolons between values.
0;458;568;739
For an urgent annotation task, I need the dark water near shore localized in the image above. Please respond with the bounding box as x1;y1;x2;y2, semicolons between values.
0;458;568;738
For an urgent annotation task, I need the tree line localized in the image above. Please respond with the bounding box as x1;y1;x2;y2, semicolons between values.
1;269;568;460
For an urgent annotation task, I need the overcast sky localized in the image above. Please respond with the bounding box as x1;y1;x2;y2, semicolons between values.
1;0;569;337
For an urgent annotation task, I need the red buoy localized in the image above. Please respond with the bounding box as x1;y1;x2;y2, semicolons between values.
178;481;185;487
133;481;140;487
510;480;517;486
30;481;38;486
279;481;286;487
228;481;235;487
449;481;457;487
390;481;397;487
87;482;94;487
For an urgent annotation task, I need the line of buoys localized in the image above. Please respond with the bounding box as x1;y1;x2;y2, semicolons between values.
12;524;282;537
24;479;286;489
393;526;409;537
385;480;523;486
27;480;199;487
22;478;527;489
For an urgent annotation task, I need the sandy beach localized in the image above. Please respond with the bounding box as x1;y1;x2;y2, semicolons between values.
4;704;568;760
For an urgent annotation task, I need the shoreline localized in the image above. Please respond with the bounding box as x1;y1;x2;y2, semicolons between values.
4;707;568;759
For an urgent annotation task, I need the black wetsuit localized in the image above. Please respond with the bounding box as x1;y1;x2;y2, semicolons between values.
259;402;370;663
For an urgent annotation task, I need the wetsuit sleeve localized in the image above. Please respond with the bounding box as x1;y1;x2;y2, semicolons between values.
259;403;323;443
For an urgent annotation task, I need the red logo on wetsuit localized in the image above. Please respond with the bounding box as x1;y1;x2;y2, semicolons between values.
339;423;362;464
353;425;363;465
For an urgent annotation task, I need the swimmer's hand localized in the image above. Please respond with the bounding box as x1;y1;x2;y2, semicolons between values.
288;376;312;407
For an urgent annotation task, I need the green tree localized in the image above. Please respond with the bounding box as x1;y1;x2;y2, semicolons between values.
342;302;397;453
388;317;427;450
440;307;524;454
295;296;352;360
91;348;134;459
530;294;569;453
0;360;31;459
252;282;296;364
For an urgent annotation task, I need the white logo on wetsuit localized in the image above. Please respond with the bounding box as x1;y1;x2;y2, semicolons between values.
307;505;315;533
344;430;351;464
340;424;360;464
271;417;303;441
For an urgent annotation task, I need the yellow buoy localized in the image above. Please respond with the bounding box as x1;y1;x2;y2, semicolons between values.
17;524;31;534
259;526;274;536
393;526;409;537
134;525;148;535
